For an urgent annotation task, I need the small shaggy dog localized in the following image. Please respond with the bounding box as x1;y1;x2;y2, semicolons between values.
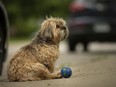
7;17;69;81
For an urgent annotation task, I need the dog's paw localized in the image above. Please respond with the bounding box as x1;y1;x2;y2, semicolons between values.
56;71;62;78
52;71;62;79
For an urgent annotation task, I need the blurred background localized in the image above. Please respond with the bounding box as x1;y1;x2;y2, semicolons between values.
2;0;72;39
0;0;116;86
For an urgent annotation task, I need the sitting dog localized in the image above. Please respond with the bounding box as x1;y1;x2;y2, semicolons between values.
7;17;69;81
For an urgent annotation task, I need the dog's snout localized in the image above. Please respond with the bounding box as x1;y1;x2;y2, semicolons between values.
56;25;66;30
62;26;66;30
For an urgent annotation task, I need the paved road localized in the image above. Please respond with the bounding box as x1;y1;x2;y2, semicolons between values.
1;41;116;87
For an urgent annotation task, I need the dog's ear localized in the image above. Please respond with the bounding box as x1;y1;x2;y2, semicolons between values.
39;24;53;41
44;25;52;39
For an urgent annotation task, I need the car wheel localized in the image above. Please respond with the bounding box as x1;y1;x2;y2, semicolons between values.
0;25;4;75
0;22;7;76
83;42;88;52
68;40;77;52
0;3;9;75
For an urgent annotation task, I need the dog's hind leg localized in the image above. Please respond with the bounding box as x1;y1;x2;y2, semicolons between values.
34;63;62;80
22;63;62;81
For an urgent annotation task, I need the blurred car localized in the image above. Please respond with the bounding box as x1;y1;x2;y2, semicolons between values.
0;1;9;75
67;0;116;52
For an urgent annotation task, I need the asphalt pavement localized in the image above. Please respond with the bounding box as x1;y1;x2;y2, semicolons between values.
0;41;116;87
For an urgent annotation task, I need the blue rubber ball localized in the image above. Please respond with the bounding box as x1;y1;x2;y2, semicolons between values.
61;67;72;78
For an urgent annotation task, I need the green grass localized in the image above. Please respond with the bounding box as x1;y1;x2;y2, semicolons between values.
9;37;31;44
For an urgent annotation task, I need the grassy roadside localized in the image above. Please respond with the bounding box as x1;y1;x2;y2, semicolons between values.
9;37;31;44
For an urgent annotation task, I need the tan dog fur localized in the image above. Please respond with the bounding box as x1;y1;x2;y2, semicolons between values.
7;17;69;81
